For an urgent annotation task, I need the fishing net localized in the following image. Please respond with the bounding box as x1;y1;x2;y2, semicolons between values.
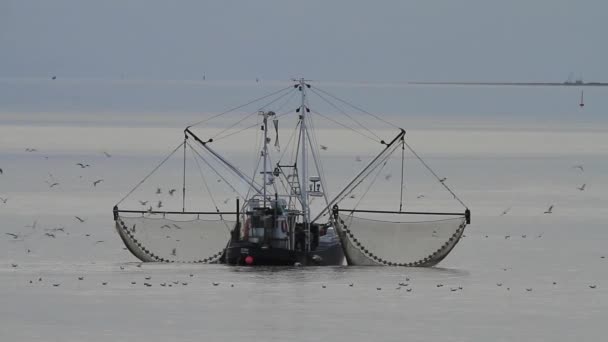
115;212;233;263
336;213;466;266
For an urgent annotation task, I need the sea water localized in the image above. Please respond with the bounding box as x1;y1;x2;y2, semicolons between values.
1;79;607;341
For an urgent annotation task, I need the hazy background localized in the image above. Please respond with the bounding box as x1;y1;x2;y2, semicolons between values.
1;0;607;82
1;2;608;342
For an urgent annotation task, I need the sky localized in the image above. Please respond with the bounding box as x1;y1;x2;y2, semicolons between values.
1;0;607;83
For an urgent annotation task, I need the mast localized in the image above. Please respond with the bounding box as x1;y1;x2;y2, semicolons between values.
298;78;310;252
262;111;269;208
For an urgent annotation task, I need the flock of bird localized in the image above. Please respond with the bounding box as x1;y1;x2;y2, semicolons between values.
9;265;599;292
1;149;115;254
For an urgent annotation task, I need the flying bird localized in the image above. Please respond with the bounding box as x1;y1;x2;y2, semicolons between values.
168;189;176;196
76;163;90;168
0;197;8;204
139;200;148;206
5;233;19;239
572;165;584;172
156;188;162;194
103;151;111;158
93;179;104;187
171;248;177;256
544;205;553;214
417;195;425;199
25;148;38;152
577;184;586;191
44;232;56;238
75;216;86;223
157;200;163;208
384;174;392;181
0;168;3;174
48;182;60;188
439;177;447;183
320;145;328;151
500;207;511;216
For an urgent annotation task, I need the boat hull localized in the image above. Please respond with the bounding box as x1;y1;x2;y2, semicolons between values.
224;240;344;266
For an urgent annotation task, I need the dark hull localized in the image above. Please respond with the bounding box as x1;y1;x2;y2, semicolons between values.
225;240;344;266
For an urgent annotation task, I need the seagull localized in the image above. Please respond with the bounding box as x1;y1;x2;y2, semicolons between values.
5;233;19;239
572;165;584;172
223;198;229;204
0;197;9;204
25;148;38;152
51;76;56;80
544;205;554;214
496;283;503;287
439;177;447;183
526;288;533;292
156;188;162;194
76;163;90;168
103;151;111;158
321;285;326;288
48;182;60;188
376;287;382;291
349;194;356;199
78;277;84;280
95;240;104;244
157;200;163;208
500;207;511;216
75;216;86;223
102;282;108;285
11;263;18;268
171;248;176;256
212;282;220;286
384;174;392;181
417;195;425;199
0;168;3;174
589;285;597;289
53;283;60;287
168;189;176;196
44;232;56;238
436;284;444;288
320;145;328;151
406;288;412;292
93;179;104;187
160;224;171;229
349;283;354;287
577;184;586;191
172;224;182;229
145;276;151;280
139;200;148;206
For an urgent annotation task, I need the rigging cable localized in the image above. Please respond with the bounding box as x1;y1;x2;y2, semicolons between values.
309;87;382;141
186;141;244;198
399;139;405;212
402;140;468;209
350;159;390;214
115;141;185;206
309;109;379;143
188;85;294;128
188;144;229;229
310;86;400;129
210;87;296;140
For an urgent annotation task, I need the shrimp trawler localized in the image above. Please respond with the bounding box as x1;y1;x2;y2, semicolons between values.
113;79;470;266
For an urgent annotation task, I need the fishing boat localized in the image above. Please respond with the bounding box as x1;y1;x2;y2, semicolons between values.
112;79;470;266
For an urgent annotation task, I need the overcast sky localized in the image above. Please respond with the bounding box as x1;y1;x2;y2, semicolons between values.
1;0;606;83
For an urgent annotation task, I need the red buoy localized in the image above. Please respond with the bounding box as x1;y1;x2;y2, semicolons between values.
245;255;254;265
